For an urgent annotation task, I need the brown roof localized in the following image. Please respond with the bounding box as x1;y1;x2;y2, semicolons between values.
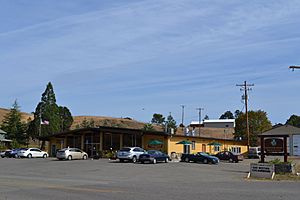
260;124;300;136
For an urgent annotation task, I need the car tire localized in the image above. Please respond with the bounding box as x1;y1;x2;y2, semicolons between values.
43;154;47;158
82;155;87;160
185;157;189;162
141;161;144;164
203;159;208;164
27;154;32;158
229;158;233;163
119;159;124;163
165;158;169;163
67;155;72;161
152;158;157;164
132;156;137;163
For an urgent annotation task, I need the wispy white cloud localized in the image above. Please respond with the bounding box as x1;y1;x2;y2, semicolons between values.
0;0;300;123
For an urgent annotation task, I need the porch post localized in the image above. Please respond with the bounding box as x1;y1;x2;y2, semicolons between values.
260;136;265;163
284;136;288;162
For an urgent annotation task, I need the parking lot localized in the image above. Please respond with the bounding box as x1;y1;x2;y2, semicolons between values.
0;158;299;200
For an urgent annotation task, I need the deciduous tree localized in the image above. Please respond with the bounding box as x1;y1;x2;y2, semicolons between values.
235;110;272;146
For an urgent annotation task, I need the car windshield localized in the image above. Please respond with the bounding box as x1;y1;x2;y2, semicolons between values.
199;152;209;156
119;148;131;152
147;150;157;154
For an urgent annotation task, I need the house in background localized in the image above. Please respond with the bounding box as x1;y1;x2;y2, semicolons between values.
0;129;12;149
190;119;235;128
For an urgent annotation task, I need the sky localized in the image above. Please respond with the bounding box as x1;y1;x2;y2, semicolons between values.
0;0;300;125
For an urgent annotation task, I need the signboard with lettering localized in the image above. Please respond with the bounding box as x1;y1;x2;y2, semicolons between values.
248;163;275;179
264;138;284;153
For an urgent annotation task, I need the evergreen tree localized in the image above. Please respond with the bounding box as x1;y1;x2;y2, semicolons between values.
286;114;300;128
165;114;177;134
219;111;234;119
59;106;73;131
0;100;27;145
151;113;165;125
28;82;73;138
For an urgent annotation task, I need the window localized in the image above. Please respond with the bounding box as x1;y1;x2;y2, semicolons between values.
192;141;196;150
214;146;220;152
231;147;241;154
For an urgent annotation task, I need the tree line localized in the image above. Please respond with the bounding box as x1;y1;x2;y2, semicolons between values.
1;82;300;148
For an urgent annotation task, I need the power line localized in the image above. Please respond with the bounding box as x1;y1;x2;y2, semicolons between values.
236;81;254;153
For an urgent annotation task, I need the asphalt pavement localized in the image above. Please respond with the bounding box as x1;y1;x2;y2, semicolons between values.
0;157;299;200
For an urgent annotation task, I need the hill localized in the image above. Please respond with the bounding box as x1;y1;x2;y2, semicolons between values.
0;108;33;123
0;107;163;131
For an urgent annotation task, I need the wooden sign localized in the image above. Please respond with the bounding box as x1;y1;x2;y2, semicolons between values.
264;138;284;153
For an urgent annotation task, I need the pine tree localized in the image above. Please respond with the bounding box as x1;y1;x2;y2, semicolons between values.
0;100;27;145
28;82;73;138
165;114;177;134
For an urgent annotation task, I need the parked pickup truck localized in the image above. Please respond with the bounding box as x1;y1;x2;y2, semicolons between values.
181;152;219;164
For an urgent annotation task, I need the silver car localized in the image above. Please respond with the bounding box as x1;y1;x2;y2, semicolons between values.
116;147;145;163
56;148;88;160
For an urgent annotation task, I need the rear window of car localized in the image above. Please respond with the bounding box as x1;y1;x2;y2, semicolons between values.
119;148;131;152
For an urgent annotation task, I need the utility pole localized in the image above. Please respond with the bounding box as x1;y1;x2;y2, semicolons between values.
180;105;185;130
196;108;204;136
236;81;254;153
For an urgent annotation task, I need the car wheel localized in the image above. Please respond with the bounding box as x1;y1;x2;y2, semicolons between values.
43;154;47;158
165;158;169;163
229;158;233;163
141;161;144;164
152;158;157;164
132;156;137;163
14;154;18;158
67;155;72;161
119;159;124;163
185;157;189;162
27;154;32;158
203;159;208;164
82;155;87;160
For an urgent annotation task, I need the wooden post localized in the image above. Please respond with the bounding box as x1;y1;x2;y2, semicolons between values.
260;136;265;163
284;136;288;162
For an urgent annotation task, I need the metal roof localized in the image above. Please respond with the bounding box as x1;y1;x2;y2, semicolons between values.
260;124;300;136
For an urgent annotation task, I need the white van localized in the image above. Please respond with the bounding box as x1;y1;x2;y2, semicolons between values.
248;147;261;158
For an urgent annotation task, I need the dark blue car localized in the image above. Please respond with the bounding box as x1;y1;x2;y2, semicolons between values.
139;150;170;164
181;152;219;164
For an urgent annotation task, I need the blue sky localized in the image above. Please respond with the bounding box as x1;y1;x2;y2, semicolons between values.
0;0;300;125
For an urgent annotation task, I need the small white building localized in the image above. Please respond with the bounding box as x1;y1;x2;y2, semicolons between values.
190;119;235;128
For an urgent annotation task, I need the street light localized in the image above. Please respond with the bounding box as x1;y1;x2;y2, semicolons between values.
289;66;300;71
